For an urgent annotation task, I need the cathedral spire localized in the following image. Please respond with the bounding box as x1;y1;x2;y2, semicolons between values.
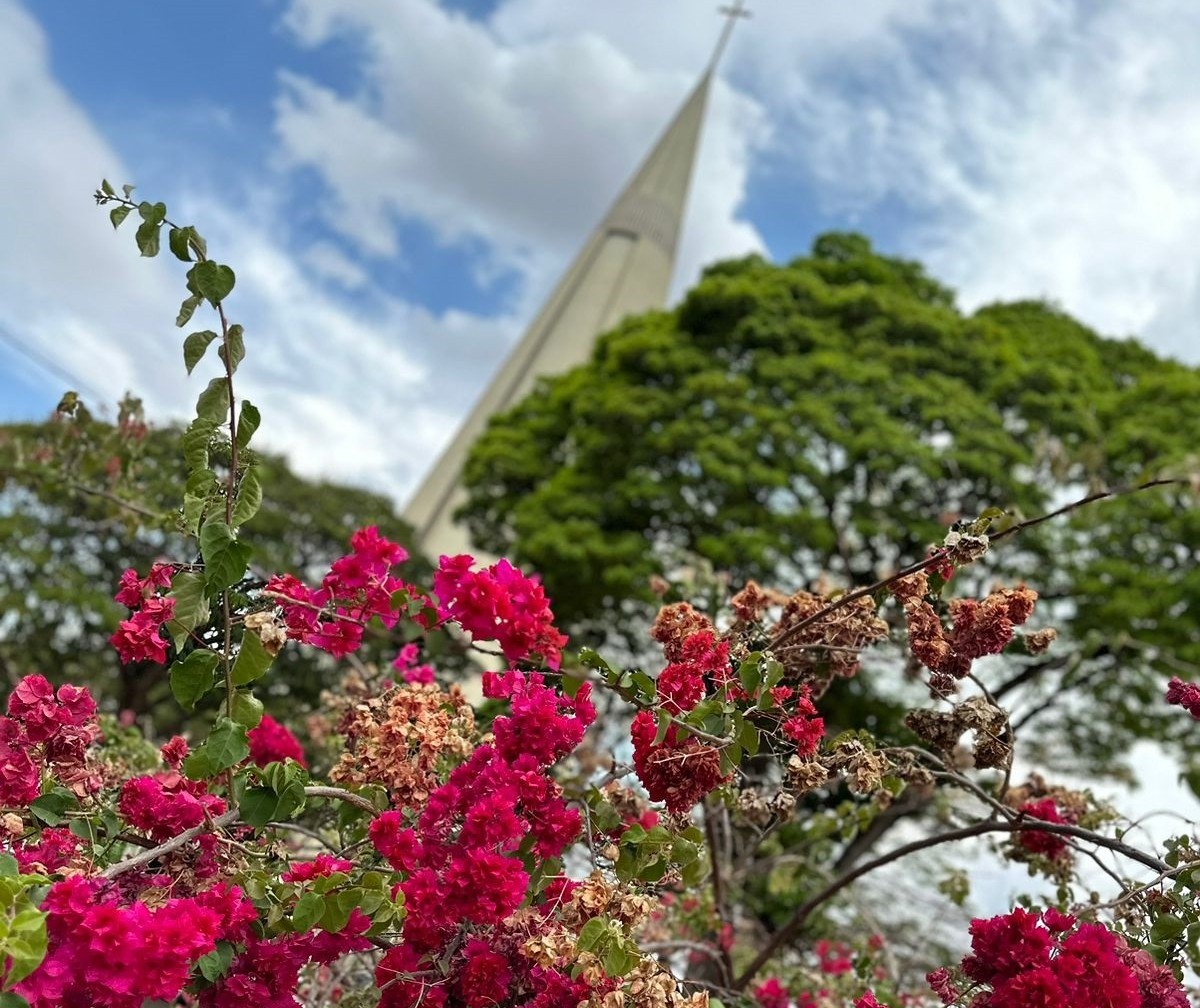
404;13;746;559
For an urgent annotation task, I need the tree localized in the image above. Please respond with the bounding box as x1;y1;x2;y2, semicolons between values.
0;399;430;729
0;182;1196;1008
460;234;1200;778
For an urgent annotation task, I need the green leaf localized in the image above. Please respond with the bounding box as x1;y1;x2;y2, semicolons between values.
196;377;231;425
0;855;17;878
205;717;250;772
134;202;165;257
218;324;245;374
122;183;135;199
100;179;115;196
231;630;273;686
230;691;264;729
182;417;216;472
653;708;672;746
29;792;74;827
176;292;203;328
183;330;219;375
168;225;204;263
170;649;219;710
578;648;615;676
1151;914;1187;944
232;465;262;527
199;521;251;593
183;744;219;782
196;941;235;983
576;917;607;952
109;205;132;229
165;571;210;650
319;890;360;934
737;654;762;695
191;261;236;305
602;940;638;977
737;715;760;756
183;467;217;535
238;786;281;827
292;891;325;932
236;401;261;450
135;218;161;257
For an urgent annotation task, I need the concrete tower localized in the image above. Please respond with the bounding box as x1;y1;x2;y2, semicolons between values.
404;5;749;560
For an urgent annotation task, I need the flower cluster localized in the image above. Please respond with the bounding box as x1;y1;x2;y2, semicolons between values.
1014;798;1073;861
119;770;227;841
247;713;307;767
110;563;176;664
12;825;86;873
893;573;1037;695
17;877;257;1008
281;853;353;883
433;554;568;668
1165;677;1200;719
265;526;415;657
332;681;475;808
0;674;100;804
782;687;825;758
934;908;1188;1007
202;910;373;1008
631;709;729;815
367;667;597;1007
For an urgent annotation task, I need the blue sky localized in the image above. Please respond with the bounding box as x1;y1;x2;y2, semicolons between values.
2;0;1199;497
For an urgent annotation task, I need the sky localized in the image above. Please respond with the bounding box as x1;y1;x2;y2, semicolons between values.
2;0;1199;502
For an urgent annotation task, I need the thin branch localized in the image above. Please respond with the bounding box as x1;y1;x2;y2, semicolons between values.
769;478;1189;652
732;816;1169;990
101;785;379;878
304;785;380;815
703;803;734;986
101;808;239;879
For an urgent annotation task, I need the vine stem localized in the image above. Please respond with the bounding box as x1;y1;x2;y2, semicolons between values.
769;477;1189;652
217;295;238;721
99;193;245;722
731;816;1171;990
100;785;378;879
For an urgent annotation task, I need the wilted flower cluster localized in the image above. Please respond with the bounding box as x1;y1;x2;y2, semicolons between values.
332;680;475;807
893;572;1037;695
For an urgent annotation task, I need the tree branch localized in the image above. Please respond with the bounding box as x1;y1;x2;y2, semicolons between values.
769;478;1189;652
732;817;1169;990
101;785;379;878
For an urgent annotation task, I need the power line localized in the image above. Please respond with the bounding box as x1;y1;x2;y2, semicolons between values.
0;324;107;408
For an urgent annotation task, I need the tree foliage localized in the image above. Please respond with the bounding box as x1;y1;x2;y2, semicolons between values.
460;234;1200;777
0;401;428;728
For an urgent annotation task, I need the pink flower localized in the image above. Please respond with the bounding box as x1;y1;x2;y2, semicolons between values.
754;977;789;1008
109;597;176;665
247;714;307;768
434;555;568;669
282;853;353;883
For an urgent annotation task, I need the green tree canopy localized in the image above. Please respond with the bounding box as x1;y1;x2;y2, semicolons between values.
0;396;430;730
460;233;1200;778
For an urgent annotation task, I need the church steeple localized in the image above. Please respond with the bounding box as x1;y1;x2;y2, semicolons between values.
404;11;746;560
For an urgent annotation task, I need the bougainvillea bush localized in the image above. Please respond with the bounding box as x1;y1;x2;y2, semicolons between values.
0;185;1196;1008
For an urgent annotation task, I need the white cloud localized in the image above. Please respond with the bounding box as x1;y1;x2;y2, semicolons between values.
0;0;183;410
276;0;767;309
0;0;509;499
771;0;1200;362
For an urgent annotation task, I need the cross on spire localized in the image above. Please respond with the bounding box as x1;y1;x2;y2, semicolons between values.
710;1;751;71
